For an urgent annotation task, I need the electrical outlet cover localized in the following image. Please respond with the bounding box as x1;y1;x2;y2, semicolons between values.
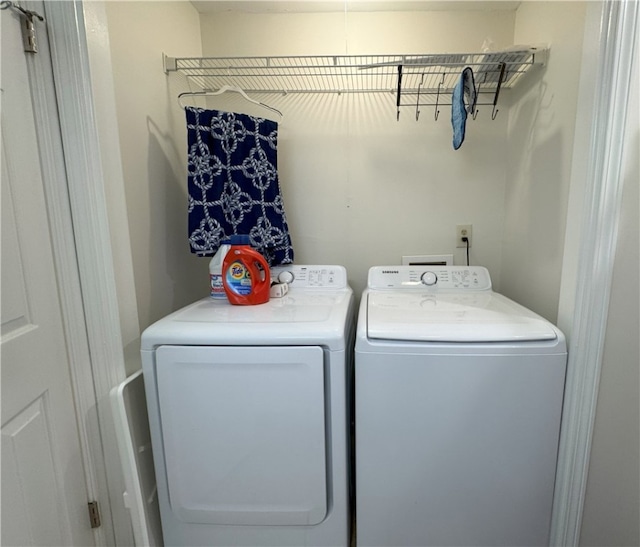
456;224;472;248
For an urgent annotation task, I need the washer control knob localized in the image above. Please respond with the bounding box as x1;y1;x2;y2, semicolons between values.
421;271;438;286
277;270;295;284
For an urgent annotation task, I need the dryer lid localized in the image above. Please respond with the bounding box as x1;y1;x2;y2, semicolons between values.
141;265;353;350
366;290;558;342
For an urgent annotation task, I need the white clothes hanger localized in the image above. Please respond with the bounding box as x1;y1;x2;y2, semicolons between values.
178;85;283;118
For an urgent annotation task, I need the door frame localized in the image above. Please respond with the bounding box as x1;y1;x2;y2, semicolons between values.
552;1;638;545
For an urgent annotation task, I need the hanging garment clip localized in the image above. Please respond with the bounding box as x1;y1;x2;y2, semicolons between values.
1;1;45;53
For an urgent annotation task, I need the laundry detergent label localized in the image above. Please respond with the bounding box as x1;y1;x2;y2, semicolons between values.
225;261;253;295
210;273;226;299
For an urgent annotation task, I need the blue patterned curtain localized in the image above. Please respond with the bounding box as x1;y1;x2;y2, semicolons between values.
186;107;294;266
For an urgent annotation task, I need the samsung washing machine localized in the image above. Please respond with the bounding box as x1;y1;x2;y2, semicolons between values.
355;266;567;547
141;265;355;547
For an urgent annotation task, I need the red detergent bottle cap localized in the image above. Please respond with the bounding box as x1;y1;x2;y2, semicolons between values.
222;236;271;305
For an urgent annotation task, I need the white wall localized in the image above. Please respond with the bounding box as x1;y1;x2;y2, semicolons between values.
104;2;588;320
502;1;587;323
579;19;639;544
105;1;204;331
198;8;516;296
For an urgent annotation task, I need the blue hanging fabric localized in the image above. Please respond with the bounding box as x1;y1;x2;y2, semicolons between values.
451;67;477;150
186;106;294;266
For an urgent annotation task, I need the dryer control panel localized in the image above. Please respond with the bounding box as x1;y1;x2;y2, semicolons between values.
271;265;348;289
368;265;492;291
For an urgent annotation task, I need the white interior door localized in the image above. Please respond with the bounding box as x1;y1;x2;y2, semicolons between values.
1;8;95;546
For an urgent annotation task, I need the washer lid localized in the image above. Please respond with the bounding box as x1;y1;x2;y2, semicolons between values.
367;291;557;342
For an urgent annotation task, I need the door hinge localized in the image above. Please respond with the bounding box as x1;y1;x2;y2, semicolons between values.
0;1;45;53
88;501;101;529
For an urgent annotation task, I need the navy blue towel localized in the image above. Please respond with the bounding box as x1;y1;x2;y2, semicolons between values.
451;67;477;150
186;107;294;266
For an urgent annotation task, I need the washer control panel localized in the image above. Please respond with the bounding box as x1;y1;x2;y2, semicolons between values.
368;265;492;290
271;265;348;289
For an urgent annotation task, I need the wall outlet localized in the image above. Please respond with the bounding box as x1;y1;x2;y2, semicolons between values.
456;224;472;248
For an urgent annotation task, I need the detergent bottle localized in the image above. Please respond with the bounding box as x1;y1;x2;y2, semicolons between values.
209;239;231;299
222;235;270;305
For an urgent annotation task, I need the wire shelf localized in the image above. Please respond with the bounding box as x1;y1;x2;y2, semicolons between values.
164;48;547;117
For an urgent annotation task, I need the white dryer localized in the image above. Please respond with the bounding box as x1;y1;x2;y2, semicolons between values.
355;266;567;547
141;265;354;547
